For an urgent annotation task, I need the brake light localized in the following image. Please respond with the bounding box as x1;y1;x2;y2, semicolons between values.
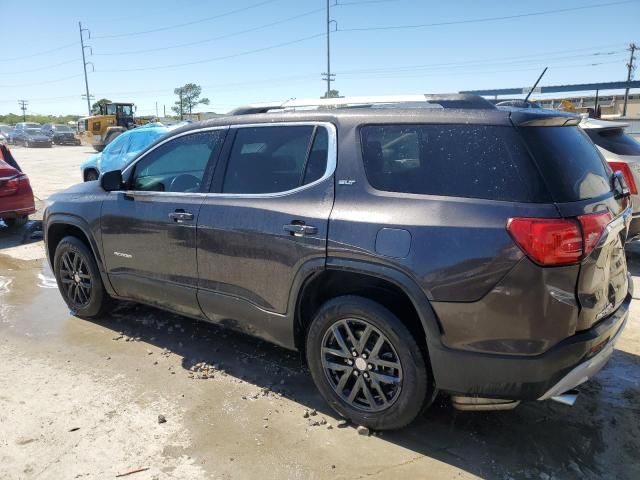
578;211;613;257
507;211;612;266
608;161;637;194
0;174;29;197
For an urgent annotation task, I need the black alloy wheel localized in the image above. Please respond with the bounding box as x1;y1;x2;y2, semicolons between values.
321;318;403;412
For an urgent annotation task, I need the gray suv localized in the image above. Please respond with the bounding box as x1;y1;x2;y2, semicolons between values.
43;95;632;430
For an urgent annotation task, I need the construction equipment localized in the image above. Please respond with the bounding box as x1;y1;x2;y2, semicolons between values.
79;102;136;152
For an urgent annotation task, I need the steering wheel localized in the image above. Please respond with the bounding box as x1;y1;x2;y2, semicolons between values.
169;174;200;192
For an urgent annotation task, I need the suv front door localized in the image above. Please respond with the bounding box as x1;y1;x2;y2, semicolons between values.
197;122;336;347
101;128;227;317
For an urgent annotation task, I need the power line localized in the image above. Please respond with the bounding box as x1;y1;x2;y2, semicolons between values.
93;6;325;56
0;74;82;89
340;0;640;32
3;58;79;75
92;0;281;39
98;32;325;72
336;50;628;75
3;41;77;62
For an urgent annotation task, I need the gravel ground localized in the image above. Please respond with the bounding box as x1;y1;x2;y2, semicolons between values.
0;146;639;479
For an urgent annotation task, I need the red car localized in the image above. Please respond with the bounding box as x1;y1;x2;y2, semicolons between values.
0;145;35;228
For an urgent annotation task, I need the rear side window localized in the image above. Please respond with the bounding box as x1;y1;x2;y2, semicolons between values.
584;128;640;156
360;124;549;202
222;125;329;194
519;126;611;202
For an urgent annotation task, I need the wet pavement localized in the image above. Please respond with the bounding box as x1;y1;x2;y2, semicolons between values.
0;238;639;479
0;146;639;479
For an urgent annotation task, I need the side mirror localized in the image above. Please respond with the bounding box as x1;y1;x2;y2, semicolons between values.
101;170;123;191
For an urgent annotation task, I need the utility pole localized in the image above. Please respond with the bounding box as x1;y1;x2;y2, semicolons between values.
321;0;336;98
79;22;93;116
18;100;28;122
623;43;637;117
179;89;184;120
155;101;159;119
163;104;166;117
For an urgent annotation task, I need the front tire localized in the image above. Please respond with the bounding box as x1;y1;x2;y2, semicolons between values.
306;295;429;430
53;236;114;318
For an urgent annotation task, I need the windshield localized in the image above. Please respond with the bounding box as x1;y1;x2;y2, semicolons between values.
54;125;72;132
117;104;133;116
585;128;640;156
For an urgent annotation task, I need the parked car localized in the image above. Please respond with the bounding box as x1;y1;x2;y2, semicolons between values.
0;124;14;142
41;123;81;145
9;122;42;145
0;145;35;228
0;132;7;145
44;95;632;430
581;117;640;238
81;123;169;181
13;127;52;148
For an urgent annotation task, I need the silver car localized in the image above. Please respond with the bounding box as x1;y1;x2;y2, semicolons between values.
581;117;640;237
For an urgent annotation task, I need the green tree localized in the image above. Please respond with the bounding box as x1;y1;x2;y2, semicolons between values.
321;89;342;99
91;98;112;113
172;83;210;119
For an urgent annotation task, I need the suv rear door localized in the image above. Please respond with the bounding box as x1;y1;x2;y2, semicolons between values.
517;123;630;331
196;122;336;347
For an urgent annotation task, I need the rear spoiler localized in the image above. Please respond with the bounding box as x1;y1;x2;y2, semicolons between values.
506;108;581;127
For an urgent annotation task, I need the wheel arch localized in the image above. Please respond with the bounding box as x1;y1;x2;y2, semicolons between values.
45;215;116;296
290;259;442;354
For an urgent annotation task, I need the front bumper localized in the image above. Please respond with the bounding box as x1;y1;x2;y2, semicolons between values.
428;292;630;400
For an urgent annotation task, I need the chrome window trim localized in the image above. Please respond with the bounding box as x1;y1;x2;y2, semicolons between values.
122;122;336;199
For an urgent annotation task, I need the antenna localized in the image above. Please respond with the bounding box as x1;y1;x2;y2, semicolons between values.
524;67;548;103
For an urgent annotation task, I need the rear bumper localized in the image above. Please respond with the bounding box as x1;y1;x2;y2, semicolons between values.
0;205;36;219
429;292;631;400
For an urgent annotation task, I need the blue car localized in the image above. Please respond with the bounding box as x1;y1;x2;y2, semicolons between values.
81;123;169;181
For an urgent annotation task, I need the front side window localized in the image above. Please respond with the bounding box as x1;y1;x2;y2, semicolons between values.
130;130;225;193
222;125;330;194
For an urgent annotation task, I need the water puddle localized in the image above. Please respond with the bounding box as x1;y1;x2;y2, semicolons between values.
0;255;70;336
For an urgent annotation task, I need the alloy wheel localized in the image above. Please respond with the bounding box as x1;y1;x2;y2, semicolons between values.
59;251;92;307
321;318;403;412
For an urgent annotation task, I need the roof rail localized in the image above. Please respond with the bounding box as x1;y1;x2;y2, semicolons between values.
229;94;495;115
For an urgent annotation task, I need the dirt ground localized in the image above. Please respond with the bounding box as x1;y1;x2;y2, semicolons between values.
1;146;639;479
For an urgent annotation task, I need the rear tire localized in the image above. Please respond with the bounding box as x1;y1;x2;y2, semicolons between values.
306;295;429;430
4;216;28;229
84;169;99;182
53;236;114;318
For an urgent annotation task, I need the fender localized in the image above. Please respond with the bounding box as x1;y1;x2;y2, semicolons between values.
287;256;443;348
45;213;117;297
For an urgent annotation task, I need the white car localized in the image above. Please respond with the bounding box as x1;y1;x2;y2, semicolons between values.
581;117;640;238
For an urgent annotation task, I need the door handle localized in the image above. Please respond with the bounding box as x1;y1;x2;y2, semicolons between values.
168;210;194;222
283;223;318;237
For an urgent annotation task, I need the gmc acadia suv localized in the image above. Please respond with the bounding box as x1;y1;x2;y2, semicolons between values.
44;95;632;430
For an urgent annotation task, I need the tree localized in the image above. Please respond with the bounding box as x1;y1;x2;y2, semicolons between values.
92;98;112;113
172;83;210;119
321;89;342;99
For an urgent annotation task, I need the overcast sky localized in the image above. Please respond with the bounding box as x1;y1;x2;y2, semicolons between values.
1;0;638;116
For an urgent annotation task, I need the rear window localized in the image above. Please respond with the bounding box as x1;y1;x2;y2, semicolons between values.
519;126;611;202
584;128;640;156
360;124;549;202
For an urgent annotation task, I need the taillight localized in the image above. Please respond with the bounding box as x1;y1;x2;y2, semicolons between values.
0;174;29;197
608;161;638;194
507;211;612;266
578;211;613;257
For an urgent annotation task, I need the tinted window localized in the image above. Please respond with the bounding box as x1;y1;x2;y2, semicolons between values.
520;126;611;202
585;128;640;156
222;126;329;194
361;124;549;202
131;131;225;193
